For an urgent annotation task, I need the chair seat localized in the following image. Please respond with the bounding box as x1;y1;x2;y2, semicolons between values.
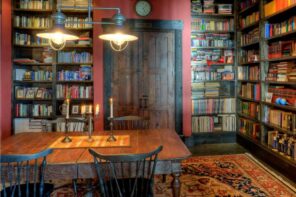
0;183;54;197
103;178;153;197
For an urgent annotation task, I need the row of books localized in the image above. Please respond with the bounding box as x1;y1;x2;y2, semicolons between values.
192;115;236;133
264;0;296;17
240;101;260;119
191;49;234;64
238;66;260;81
265;16;296;38
240;11;259;29
240;83;261;101
239;0;258;11
15;32;48;46
265;61;296;82
265;86;296;106
57;51;92;63
14;16;51;28
192;98;236;114
56;85;93;99
241;28;259;46
18;0;52;10
268;131;296;160
57;65;92;81
239;118;260;140
192;70;234;81
268;41;296;59
191;18;234;32
240;49;259;63
33;104;52;117
59;0;88;8
263;106;296;132
14;118;51;133
15;87;52;99
191;0;232;15
191;33;233;48
56;118;85;132
65;17;93;29
15;69;52;81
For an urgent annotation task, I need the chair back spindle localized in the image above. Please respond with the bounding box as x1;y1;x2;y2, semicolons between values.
0;149;53;197
89;146;163;197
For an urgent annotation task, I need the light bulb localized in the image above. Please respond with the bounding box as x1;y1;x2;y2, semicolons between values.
51;32;66;45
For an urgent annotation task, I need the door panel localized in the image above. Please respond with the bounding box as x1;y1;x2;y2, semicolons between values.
111;31;175;129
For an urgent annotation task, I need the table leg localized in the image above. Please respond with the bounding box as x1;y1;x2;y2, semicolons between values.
172;172;181;197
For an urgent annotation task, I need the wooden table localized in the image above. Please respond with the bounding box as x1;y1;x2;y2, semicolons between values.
1;129;191;197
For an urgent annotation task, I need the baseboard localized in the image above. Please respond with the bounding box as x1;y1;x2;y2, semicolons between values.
185;132;236;147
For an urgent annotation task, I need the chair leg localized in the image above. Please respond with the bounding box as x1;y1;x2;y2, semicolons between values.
73;179;78;197
162;174;166;183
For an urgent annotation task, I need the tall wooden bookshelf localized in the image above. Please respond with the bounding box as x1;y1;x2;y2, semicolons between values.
190;0;237;144
236;0;296;180
12;0;93;133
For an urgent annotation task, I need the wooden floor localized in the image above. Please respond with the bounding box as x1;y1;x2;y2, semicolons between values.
188;143;296;187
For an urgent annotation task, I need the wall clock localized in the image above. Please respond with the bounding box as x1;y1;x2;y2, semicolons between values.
135;0;152;17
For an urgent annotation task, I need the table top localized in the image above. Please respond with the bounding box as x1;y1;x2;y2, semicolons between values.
1;129;191;165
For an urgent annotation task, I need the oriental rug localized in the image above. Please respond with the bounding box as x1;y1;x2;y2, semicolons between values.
50;153;296;197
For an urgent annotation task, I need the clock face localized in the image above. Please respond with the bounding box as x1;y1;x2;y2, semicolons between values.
135;1;152;16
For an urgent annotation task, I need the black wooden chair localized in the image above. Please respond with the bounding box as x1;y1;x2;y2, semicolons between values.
0;149;54;197
89;146;163;197
113;115;149;130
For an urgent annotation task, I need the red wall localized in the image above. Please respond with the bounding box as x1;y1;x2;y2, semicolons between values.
0;0;192;138
1;0;12;139
93;0;192;136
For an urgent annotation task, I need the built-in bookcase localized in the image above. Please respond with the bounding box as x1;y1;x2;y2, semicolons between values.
190;0;237;143
236;0;296;179
12;0;93;133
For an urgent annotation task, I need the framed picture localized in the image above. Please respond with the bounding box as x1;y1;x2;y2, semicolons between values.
266;92;273;103
85;105;93;114
16;89;25;99
35;89;44;99
26;89;35;99
72;105;79;114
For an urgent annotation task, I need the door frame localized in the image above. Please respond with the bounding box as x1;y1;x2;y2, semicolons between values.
103;19;183;134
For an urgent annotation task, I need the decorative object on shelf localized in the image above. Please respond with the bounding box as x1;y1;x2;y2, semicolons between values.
135;0;152;17
81;104;100;142
37;0;138;51
107;97;116;142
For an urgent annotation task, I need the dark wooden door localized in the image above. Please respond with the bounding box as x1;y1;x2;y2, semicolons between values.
110;31;175;129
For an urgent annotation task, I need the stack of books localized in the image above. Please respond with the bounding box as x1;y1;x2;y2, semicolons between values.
217;4;232;14
191;0;202;14
203;0;215;14
266;62;295;82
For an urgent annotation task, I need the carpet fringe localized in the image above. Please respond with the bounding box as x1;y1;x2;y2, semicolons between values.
245;153;296;192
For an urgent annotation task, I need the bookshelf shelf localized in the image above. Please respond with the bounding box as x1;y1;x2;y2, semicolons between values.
237;96;260;103
192;131;236;136
192;112;235;117
240;41;259;48
14;80;52;84
13;27;49;30
191;13;234;17
261;143;296;165
237;80;260;83
191;30;235;34
192;96;235;100
240;21;259;32
262;122;295;135
14;44;50;48
192;80;235;83
237;112;259;123
57;80;93;83
56;62;93;66
191;47;235;50
263;56;296;62
237;132;261;146
264;81;296;85
12;0;94;133
266;29;296;42
239;61;260;65
261;101;296;112
13;9;53;12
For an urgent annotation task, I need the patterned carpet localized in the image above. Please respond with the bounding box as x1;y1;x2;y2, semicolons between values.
51;154;296;197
